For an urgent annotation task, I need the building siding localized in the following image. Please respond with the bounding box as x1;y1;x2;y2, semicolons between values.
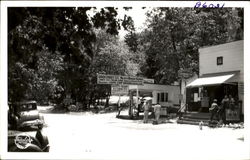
199;40;243;82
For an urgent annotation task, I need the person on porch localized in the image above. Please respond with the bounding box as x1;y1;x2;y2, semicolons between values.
209;99;219;121
220;95;229;123
228;95;237;116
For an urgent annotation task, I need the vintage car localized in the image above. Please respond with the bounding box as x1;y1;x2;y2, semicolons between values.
8;101;44;130
8;129;50;152
8;101;49;152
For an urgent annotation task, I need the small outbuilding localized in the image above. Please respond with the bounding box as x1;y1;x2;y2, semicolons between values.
128;83;180;117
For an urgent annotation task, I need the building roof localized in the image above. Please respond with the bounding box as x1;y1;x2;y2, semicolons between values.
129;83;179;92
199;40;243;50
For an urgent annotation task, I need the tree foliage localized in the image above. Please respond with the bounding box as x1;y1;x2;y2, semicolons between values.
139;8;243;84
8;7;244;109
87;30;140;107
8;7;134;107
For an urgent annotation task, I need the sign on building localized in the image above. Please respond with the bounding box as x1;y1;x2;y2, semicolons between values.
178;94;183;101
111;85;129;95
238;82;244;94
226;109;240;121
143;78;154;84
178;69;193;79
97;74;144;85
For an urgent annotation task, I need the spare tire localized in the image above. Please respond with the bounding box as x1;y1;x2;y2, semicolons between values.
9;144;42;152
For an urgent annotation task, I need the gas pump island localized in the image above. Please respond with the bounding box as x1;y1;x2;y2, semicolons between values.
97;74;151;118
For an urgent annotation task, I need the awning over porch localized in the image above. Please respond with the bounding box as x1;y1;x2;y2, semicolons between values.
186;74;235;88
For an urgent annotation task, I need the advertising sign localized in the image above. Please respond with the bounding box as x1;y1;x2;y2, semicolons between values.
143;78;154;84
226;109;240;121
238;82;244;94
178;94;183;101
97;74;144;85
178;69;193;79
111;85;129;95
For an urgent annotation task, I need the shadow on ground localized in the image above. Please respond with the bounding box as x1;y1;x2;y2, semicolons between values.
116;114;176;124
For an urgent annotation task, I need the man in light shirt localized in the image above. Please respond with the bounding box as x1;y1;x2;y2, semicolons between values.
153;103;161;124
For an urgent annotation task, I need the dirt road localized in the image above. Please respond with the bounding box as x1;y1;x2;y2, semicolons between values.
41;109;247;160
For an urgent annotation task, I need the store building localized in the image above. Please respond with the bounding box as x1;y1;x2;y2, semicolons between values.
186;40;244;121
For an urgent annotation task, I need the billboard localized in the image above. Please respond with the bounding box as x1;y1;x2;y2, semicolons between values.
97;74;144;85
143;78;154;84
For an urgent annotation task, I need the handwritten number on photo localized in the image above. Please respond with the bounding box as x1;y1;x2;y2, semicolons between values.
194;1;225;8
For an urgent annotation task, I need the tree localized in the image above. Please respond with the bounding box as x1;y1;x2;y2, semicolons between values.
8;7;134;107
124;31;139;53
34;50;64;104
87;30;140;107
139;8;243;85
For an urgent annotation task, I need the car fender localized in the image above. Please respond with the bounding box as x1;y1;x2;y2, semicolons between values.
38;114;45;129
35;129;49;152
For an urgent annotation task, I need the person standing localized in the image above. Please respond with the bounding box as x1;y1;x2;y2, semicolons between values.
143;100;149;123
228;95;235;110
136;98;143;117
209;99;219;121
228;95;236;116
153;103;161;124
220;95;229;123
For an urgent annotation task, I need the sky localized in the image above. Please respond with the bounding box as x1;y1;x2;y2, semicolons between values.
86;7;149;39
117;7;150;38
118;7;149;31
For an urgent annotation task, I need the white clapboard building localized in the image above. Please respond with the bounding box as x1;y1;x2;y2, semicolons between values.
186;40;244;120
129;84;180;107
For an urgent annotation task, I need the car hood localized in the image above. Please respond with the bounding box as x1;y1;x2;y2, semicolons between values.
19;110;40;122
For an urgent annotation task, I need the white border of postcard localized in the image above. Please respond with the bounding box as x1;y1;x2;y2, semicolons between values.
1;1;250;160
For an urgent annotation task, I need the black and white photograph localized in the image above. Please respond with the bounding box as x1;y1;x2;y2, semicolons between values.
0;1;249;160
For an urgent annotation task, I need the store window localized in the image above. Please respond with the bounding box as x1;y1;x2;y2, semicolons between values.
217;56;223;65
157;93;160;103
161;93;165;102
157;92;168;102
165;93;168;102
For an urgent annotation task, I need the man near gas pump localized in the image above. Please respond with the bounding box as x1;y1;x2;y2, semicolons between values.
143;100;150;123
153;102;161;124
